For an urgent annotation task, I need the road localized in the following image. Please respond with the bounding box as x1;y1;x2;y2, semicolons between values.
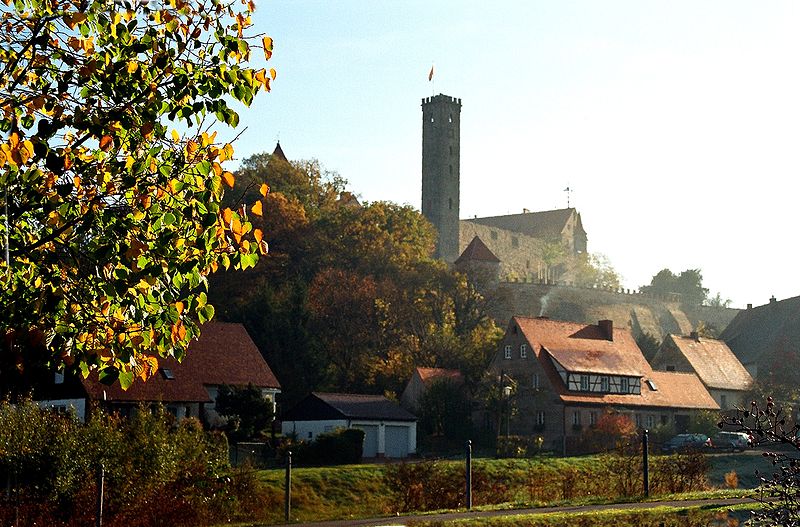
259;497;755;527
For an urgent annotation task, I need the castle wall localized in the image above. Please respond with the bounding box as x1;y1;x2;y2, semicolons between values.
459;221;551;281
488;282;740;341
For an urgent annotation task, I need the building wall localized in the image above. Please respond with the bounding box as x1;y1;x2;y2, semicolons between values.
37;398;88;422
708;388;747;411
281;419;417;458
459;221;549;282
422;95;461;262
281;419;349;441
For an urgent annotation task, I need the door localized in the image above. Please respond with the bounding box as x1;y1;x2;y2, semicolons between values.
353;424;379;458
385;425;409;458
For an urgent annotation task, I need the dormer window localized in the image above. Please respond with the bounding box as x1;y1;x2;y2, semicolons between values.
600;376;609;392
620;377;630;393
580;375;589;391
161;368;175;380
504;345;512;359
519;344;527;359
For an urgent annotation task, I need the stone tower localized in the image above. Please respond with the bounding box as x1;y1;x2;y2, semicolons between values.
421;94;461;262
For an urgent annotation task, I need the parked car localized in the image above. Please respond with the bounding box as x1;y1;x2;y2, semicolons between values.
712;431;751;452
661;433;712;453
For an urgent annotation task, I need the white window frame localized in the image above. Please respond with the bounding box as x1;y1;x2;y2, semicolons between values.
620;377;630;393
600;376;609;392
532;373;539;389
504;345;512;359
589;411;598;425
519;344;527;359
572;411;580;426
536;411;546;426
580;374;589;391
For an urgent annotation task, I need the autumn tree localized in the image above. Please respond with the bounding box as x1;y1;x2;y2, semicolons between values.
0;0;274;390
640;268;709;305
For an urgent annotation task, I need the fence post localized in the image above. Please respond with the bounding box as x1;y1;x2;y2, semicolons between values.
642;430;650;497
96;463;105;527
465;440;472;510
284;450;292;523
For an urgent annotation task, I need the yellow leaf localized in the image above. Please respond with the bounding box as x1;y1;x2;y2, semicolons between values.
175;301;184;314
222;171;235;188
186;140;198;155
127;61;138;74
253;228;263;244
269;68;277;80
251;200;263;216
125;155;135;169
255;69;266;86
222;207;233;225
171;129;180;142
258;239;269;255
259;183;270;197
262;36;273;60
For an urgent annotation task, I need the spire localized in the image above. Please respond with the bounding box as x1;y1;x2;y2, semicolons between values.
271;141;287;162
455;236;500;265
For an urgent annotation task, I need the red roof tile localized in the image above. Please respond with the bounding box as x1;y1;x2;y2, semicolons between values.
455;236;500;264
665;334;753;391
82;321;280;403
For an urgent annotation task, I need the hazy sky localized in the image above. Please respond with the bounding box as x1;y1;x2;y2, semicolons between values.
232;1;800;309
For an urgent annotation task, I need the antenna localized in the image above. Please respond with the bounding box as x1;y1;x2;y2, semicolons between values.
563;185;572;208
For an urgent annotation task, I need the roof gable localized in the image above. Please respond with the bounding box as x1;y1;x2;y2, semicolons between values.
416;367;464;386
82;322;280;403
720;295;800;367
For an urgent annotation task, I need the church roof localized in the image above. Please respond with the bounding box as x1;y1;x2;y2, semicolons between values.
465;208;582;240
455;236;500;264
271;141;287;162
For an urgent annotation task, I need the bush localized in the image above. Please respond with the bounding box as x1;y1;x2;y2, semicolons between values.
496;435;544;458
0;400;263;527
283;427;365;466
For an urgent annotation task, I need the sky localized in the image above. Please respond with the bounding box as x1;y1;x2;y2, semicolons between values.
231;1;800;309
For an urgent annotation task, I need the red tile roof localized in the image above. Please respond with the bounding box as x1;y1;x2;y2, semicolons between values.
511;316;718;410
82;321;280;403
455;236;500;264
665;334;753;391
416;367;464;386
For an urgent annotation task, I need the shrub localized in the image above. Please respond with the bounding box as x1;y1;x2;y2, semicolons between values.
496;435;545;458
284;427;365;466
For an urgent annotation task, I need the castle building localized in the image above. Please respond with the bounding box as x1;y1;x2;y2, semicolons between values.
421;94;587;282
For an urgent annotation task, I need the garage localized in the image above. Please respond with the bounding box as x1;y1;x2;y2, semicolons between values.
354;424;379;458
385;425;409;458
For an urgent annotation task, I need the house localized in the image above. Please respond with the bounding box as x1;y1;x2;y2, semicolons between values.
281;392;417;459
719;295;800;381
400;366;464;411
37;321;281;425
651;332;753;410
488;316;719;453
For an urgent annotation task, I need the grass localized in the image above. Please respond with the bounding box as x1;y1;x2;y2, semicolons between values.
221;452;770;525
706;452;774;489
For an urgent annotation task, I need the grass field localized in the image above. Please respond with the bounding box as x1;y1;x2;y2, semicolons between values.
241;452;764;524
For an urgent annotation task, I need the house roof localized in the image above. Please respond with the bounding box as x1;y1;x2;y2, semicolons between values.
415;367;464;386
515;316;652;377
82;321;280;403
665;334;753;391
283;392;417;422
510;316;718;410
720;295;800;367
454;236;500;264
465;208;582;240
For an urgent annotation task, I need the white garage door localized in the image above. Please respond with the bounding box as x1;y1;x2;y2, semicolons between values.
385;425;409;458
353;425;379;458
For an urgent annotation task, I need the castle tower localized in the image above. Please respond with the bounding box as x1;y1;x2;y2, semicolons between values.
422;94;461;262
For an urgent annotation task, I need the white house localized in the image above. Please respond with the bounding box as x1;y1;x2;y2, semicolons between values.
281;392;417;459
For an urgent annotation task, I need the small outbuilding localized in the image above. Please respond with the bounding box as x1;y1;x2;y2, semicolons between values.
282;392;417;459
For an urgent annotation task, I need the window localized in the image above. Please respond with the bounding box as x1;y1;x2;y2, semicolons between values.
449;145;453;155
449;164;452;175
54;372;64;385
491;230;498;240
448;114;453;123
620;377;629;393
572;411;581;426
448;197;452;210
600;376;609;392
720;394;728;408
635;414;642;427
526;260;531;269
589;412;598;425
519;344;527;359
646;415;655;429
536;411;546;426
532;373;539;389
580;375;589;391
308;431;313;439
504;345;512;359
512;236;519;248
666;365;675;372
161;368;175;380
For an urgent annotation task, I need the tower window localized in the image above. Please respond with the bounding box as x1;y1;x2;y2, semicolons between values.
449;146;452;156
449;165;452;175
449;114;453;123
512;237;519;248
448;198;452;210
491;230;498;240
430;117;434;123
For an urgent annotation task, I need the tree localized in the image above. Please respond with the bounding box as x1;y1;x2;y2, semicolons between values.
417;378;471;440
0;0;273;389
720;397;800;526
571;252;622;289
215;383;274;442
640;268;709;305
635;332;661;362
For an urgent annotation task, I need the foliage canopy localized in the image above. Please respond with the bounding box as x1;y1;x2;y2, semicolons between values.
0;0;273;389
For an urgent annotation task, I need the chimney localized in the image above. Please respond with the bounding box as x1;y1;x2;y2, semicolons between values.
523;208;530;213
747;303;753;310
689;331;700;342
598;319;613;341
770;295;777;304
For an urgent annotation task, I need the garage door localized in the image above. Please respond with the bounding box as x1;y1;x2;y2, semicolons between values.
385;425;409;458
353;425;379;458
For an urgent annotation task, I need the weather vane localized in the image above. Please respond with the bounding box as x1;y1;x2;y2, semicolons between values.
563;185;572;208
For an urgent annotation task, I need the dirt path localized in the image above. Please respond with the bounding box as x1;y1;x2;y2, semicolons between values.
258;497;754;527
